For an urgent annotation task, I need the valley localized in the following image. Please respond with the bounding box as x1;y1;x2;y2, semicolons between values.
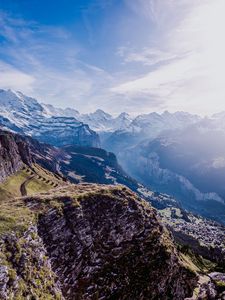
0;89;224;299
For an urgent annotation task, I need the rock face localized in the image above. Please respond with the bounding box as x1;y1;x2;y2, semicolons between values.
28;185;197;299
186;272;225;300
0;130;31;182
0;226;63;299
0;184;198;299
29;116;100;148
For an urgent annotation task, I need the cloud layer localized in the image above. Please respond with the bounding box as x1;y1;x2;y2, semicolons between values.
113;0;225;115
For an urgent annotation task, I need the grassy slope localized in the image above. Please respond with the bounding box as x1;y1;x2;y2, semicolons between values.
0;197;34;235
0;169;28;200
0;164;64;236
0;165;62;200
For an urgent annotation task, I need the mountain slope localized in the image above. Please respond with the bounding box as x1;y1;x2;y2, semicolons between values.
118;135;225;225
0;128;140;194
0;183;198;299
43;104;133;133
0;128;224;299
1;128;224;257
0;129;198;299
102;111;201;154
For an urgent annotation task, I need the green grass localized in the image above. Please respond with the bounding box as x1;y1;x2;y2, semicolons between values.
0;187;12;202
0;198;34;235
180;249;216;274
26;177;53;195
0;165;63;202
0;169;29;200
0;164;64;236
215;280;225;288
32;164;62;184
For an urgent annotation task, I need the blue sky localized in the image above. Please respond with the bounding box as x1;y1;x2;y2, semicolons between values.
0;0;225;115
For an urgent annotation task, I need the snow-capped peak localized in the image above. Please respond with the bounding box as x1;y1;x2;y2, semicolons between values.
0;89;100;147
0;89;43;116
88;109;113;120
42;103;80;119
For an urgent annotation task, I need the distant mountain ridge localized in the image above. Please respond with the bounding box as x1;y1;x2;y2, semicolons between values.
42;103;133;132
104;117;225;224
42;102;202;135
0;88;206;137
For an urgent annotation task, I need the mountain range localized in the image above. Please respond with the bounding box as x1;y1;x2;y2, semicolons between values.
0;89;99;147
1;89;224;224
0;89;225;299
106;117;225;224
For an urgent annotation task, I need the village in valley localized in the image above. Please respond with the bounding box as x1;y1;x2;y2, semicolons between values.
147;191;225;255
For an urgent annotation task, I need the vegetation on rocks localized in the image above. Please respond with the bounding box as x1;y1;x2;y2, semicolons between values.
0;183;198;299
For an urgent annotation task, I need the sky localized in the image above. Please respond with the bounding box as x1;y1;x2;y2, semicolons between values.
0;0;225;115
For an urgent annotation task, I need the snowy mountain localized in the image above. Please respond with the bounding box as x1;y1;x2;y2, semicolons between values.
0;89;99;147
42;105;133;133
99;110;225;224
80;110;133;132
81;109;114;132
0;89;43;114
128;110;201;136
41;103;201;140
0;89;202;152
102;111;201;154
42;103;80;119
1;88;225;224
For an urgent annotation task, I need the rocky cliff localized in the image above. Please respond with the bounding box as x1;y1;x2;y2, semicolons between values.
0;130;31;182
0;226;63;299
0;184;198;299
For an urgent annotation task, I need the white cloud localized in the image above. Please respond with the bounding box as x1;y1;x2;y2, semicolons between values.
112;0;225;115
117;46;180;66
0;61;35;93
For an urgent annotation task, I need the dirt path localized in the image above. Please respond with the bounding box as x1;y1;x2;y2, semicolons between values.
20;175;35;196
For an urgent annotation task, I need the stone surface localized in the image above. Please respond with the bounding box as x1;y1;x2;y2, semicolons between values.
0;130;31;182
32;185;197;299
0;226;63;299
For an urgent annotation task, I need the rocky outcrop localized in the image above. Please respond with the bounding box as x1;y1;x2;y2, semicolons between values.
24;184;197;300
186;273;225;300
0;130;31;182
0;226;63;299
0;184;198;299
